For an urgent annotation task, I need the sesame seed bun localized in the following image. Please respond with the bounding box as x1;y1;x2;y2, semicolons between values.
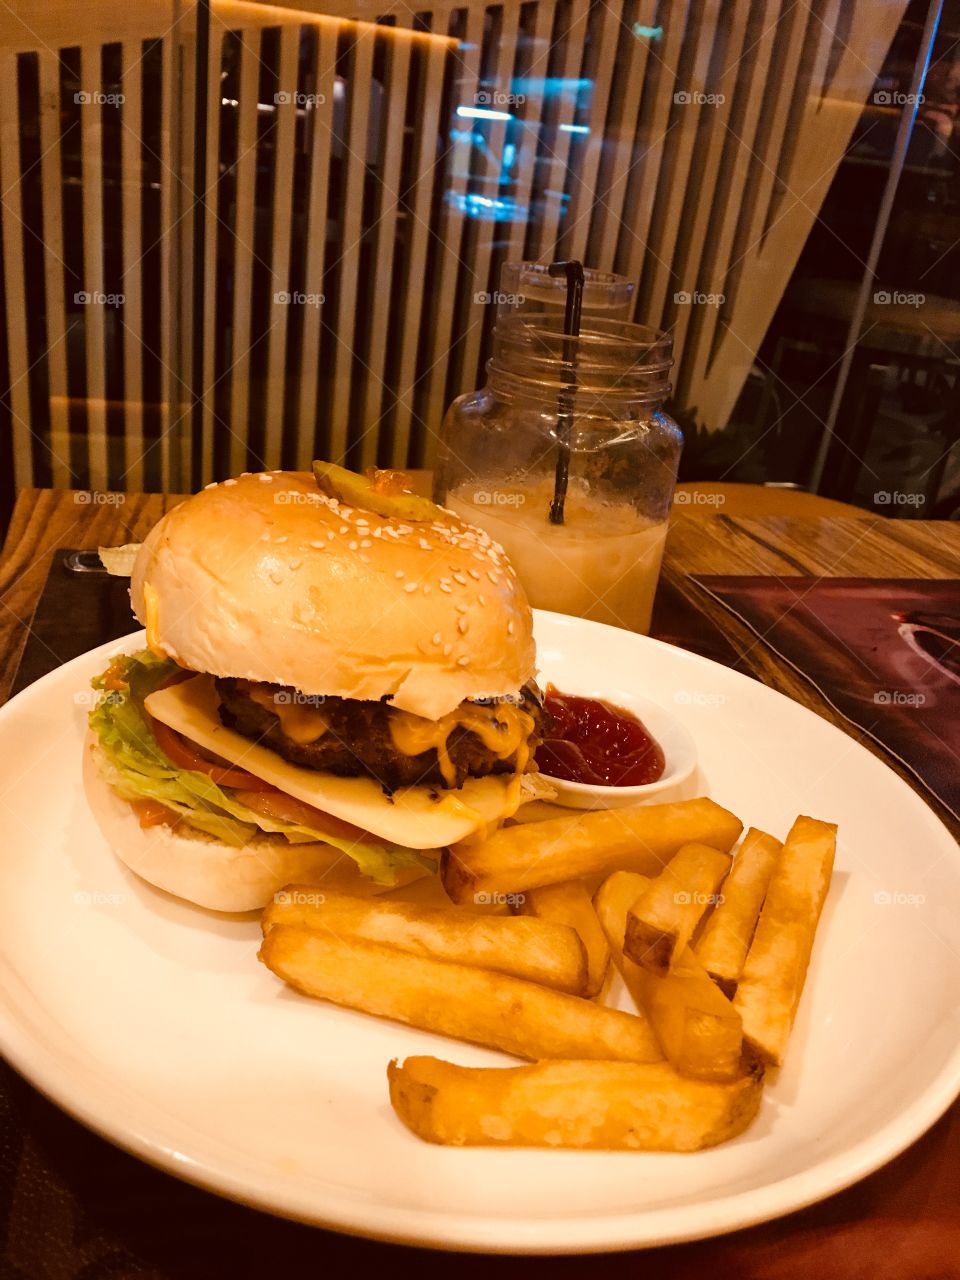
129;471;535;719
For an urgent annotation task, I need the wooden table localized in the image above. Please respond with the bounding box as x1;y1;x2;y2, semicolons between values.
0;489;958;1278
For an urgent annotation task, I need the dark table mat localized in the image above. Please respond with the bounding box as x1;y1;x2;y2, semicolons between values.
2;553;959;1279
693;576;960;821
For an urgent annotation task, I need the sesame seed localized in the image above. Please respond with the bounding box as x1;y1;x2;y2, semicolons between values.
395;569;405;579
355;518;369;527
419;538;432;551
275;535;288;544
457;617;469;634
455;603;469;614
507;620;515;635
478;594;486;606
439;582;452;593
349;541;359;551
290;558;302;570
373;527;383;538
269;570;283;585
487;570;500;584
339;525;349;535
258;473;273;482
456;656;469;666
360;538;372;549
443;643;452;656
260;531;271;541
204;481;218;490
224;478;238;486
453;572;467;585
404;582;418;593
432;632;442;645
468;568;481;580
359;553;371;563
309;540;324;549
327;531;335;541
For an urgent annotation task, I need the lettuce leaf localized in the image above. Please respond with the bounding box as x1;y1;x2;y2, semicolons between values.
87;649;429;884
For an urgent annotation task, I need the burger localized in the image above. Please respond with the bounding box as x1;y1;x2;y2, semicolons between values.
83;466;547;912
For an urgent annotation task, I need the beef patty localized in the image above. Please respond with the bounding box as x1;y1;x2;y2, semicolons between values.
215;677;543;791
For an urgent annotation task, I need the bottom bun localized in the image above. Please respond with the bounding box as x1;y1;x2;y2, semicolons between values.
83;735;387;912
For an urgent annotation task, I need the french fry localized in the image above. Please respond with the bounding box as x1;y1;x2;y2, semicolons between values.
260;925;663;1063
733;816;836;1066
514;880;611;998
388;1056;764;1151
263;886;588;995
441;798;743;904
594;871;743;1080
623;843;732;975
695;828;782;993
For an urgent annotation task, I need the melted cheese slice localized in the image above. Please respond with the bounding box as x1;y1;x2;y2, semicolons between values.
144;675;522;848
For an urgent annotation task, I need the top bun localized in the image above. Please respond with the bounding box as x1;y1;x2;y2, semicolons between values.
130;471;536;719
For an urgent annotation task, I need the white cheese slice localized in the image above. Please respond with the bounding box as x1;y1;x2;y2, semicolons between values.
144;675;520;848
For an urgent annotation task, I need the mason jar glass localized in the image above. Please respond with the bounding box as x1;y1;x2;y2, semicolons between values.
496;262;635;323
434;314;681;634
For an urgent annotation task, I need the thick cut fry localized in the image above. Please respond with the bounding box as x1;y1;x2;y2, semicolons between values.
624;843;732;975
695;828;782;993
388;1056;764;1150
733;816;836;1066
260;926;663;1063
441;798;743;904
514;880;610;997
594;871;742;1080
264;887;588;995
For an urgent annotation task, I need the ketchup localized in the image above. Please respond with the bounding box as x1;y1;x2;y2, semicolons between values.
535;685;665;787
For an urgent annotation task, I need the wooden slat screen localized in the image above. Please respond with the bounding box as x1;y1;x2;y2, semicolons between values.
0;0;908;490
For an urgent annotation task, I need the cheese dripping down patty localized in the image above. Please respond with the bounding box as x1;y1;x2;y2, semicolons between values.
241;680;534;788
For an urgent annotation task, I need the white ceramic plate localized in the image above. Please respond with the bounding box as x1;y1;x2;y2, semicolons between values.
0;612;957;1254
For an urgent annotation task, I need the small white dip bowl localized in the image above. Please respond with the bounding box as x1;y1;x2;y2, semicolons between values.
533;686;698;810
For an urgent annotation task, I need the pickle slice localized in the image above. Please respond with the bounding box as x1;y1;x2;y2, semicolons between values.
312;460;445;523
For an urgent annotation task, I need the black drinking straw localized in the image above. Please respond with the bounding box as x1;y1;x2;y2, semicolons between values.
547;260;584;524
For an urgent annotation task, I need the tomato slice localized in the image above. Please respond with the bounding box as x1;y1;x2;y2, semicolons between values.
232;789;376;844
149;716;277;791
131;798;181;829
